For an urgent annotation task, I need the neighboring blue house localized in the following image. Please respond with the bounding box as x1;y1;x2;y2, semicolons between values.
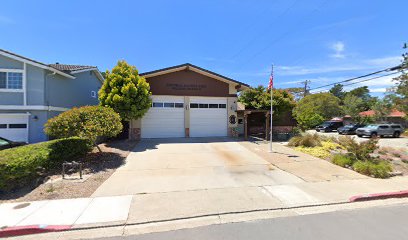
0;49;104;143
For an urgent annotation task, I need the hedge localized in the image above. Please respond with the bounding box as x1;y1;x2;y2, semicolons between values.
0;137;92;192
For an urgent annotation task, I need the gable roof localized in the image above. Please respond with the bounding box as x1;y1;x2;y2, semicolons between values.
49;64;96;72
49;63;104;83
140;63;250;90
0;49;104;82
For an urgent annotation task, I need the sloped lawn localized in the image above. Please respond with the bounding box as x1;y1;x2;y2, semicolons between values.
288;133;407;178
0;140;137;203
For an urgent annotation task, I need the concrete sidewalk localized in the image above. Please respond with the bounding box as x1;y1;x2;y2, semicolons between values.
3;140;408;238
2;176;408;234
239;141;368;182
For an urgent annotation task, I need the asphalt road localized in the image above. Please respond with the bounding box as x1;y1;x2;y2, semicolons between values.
97;204;408;240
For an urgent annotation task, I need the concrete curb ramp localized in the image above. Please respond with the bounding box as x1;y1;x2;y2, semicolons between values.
349;190;408;202
0;225;70;238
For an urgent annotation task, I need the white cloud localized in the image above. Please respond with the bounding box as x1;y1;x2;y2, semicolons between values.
276;55;402;77
276;65;363;76
365;56;402;67
368;88;388;93
330;41;345;59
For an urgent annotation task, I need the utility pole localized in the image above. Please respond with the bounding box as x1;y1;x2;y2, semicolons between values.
301;80;311;97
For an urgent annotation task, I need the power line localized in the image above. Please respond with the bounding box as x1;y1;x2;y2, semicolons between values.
341;71;400;87
230;0;301;59
308;66;401;91
300;80;311;97
310;71;400;94
236;0;329;70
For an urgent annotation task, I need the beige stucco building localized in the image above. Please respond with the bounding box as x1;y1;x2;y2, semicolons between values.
129;63;249;140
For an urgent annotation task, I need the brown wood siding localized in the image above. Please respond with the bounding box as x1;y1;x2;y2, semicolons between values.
145;70;230;97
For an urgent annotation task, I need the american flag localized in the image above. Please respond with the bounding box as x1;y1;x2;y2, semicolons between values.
268;66;273;90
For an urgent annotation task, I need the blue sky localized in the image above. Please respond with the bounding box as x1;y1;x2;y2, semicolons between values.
0;0;406;96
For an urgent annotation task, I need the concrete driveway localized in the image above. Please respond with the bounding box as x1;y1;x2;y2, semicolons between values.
92;138;303;197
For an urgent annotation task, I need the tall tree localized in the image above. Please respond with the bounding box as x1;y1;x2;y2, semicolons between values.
392;43;408;114
292;93;343;129
372;98;393;122
238;86;296;118
284;87;304;101
346;86;378;110
99;61;152;121
329;84;345;100
342;94;365;122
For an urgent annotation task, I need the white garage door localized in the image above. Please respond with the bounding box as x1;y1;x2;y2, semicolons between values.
190;97;228;137
0;114;29;142
141;96;185;138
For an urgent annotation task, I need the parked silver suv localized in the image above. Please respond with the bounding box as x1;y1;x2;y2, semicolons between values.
356;124;404;138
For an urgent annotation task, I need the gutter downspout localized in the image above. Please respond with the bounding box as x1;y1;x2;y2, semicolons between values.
44;71;56;141
44;71;56;110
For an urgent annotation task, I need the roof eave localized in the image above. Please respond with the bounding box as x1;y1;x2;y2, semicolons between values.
140;63;250;88
0;49;75;79
70;68;104;83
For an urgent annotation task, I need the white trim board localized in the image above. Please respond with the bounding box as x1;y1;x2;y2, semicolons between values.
0;105;70;111
0;68;24;72
71;68;104;83
0;50;75;79
0;112;31;116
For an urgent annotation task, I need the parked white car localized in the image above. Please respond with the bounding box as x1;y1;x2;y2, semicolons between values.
356;124;404;138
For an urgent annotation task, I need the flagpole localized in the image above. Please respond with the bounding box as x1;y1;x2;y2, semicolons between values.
269;64;273;153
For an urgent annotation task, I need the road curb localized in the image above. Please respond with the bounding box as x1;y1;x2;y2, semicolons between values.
0;225;71;238
349;190;408;202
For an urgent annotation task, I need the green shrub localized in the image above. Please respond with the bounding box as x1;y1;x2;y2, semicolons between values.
332;154;354;167
296;140;344;159
338;136;378;161
288;133;322;147
44;106;122;151
352;160;392;178
0;137;92;192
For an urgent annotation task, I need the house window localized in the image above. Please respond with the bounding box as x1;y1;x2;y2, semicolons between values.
0;71;23;90
91;91;97;98
153;102;164;107
190;103;199;108
9;124;27;129
175;103;184;108
199;104;209;108
164;102;175;108
219;104;227;108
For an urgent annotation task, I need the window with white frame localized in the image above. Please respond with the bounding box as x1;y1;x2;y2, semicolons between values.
0;71;23;90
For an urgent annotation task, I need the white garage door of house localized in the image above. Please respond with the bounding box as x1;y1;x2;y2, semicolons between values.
141;96;185;138
0;114;29;142
190;97;228;137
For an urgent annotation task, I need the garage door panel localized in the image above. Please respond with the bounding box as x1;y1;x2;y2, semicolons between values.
0;114;29;142
190;97;227;137
141;96;185;138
